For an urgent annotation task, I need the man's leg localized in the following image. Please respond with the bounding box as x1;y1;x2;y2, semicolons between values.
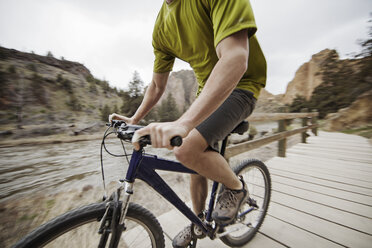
172;130;243;248
174;129;242;196
190;174;208;214
172;89;254;247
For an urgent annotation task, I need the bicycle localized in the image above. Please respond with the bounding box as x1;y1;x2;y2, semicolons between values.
13;120;271;248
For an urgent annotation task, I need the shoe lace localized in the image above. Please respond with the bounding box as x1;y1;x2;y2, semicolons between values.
218;190;238;209
180;225;192;240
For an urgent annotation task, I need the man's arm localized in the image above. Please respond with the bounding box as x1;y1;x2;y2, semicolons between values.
135;29;249;149
131;72;170;123
178;29;249;131
110;72;170;124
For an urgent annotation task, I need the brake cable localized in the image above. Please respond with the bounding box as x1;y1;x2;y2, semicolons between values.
100;125;132;200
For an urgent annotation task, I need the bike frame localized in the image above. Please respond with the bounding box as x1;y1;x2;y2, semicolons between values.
122;148;214;236
116;125;255;241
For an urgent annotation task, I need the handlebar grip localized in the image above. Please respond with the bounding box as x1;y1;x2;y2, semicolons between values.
170;136;183;147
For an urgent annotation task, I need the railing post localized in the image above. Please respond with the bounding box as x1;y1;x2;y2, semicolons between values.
301;108;308;143
311;109;318;136
278;108;287;157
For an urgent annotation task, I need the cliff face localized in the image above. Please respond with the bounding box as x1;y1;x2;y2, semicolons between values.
282;49;331;104
0;46;122;128
157;70;198;112
255;88;284;113
157;70;282;113
0;47;91;77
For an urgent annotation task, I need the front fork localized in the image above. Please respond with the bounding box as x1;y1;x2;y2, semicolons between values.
119;180;134;224
98;180;134;248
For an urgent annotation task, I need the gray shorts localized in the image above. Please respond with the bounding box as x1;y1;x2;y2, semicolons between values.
196;88;256;152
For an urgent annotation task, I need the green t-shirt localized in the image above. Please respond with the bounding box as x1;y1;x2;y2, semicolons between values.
152;0;266;98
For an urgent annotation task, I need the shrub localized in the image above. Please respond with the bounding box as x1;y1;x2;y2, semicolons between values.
100;104;111;121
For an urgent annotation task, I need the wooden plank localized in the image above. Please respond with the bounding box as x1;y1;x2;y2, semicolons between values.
247;112;318;122
225;124;317;159
271;174;372;206
288;151;372;165
269;168;372;197
268;158;372;186
158;204;285;248
288;146;372;160
281;156;372;179
271;189;372;234
268;201;372;248
313;131;369;141
294;142;372;153
290;144;372;158
267;159;372;190
271;181;372;218
259;215;341;248
285;153;372;173
274;154;372;179
242;233;287;248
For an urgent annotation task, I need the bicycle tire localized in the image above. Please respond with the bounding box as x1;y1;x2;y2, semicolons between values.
13;202;165;248
220;159;271;247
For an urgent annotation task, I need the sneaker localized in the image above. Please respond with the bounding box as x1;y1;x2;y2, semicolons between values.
172;213;204;248
212;176;248;225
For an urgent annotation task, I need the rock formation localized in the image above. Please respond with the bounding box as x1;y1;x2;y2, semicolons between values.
282;49;332;104
156;70;198;112
324;90;372;131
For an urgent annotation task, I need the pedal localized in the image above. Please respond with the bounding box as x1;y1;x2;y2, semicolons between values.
188;238;197;248
247;197;259;208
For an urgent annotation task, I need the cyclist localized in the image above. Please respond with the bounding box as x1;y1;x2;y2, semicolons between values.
110;0;266;247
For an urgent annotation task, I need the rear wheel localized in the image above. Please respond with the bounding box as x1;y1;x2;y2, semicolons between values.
220;159;271;247
13;202;165;248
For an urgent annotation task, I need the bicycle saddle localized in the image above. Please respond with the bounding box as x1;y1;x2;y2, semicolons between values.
231;121;249;135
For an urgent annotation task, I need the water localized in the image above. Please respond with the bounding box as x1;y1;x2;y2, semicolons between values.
0;138;132;202
0;121;279;203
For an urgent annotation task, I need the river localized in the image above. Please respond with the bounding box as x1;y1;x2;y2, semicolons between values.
0;121;278;203
0;137;141;202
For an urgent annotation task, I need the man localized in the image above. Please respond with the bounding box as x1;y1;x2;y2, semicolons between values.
110;0;266;247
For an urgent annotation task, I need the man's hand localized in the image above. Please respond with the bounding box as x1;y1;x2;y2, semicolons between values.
108;113;136;125
132;122;189;150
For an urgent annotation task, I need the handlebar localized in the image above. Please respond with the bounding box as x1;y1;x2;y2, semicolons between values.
108;120;183;148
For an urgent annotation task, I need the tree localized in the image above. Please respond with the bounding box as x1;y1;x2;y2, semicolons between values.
128;71;144;97
157;93;180;122
121;71;145;116
288;95;309;113
46;51;54;58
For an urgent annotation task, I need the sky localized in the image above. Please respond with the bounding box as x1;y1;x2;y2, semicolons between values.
0;0;371;95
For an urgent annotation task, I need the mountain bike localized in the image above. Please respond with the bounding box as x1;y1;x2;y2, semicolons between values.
13;120;271;248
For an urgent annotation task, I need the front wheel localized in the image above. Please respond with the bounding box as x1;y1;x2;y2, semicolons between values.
13;202;165;248
220;159;271;247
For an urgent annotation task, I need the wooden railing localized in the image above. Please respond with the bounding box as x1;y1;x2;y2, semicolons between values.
225;112;319;159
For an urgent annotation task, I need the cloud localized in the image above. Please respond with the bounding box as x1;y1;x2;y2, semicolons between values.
0;0;370;95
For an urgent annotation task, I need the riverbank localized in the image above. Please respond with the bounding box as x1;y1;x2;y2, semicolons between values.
0;133;107;148
0;133;303;247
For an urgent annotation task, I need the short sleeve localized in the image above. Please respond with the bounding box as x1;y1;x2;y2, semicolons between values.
208;0;257;47
153;45;175;73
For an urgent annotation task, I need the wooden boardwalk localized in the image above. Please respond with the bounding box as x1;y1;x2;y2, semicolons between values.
158;131;372;247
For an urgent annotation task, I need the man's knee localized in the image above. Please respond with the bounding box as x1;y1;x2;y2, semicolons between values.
174;145;196;165
174;129;208;166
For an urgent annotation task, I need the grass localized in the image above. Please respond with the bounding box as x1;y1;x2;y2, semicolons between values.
46;199;56;209
341;125;372;139
18;213;38;222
